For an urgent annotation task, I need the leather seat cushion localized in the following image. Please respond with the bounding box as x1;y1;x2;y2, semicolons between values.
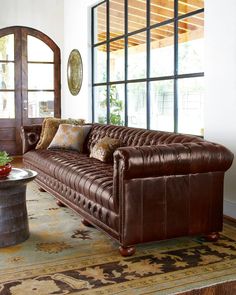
24;149;115;212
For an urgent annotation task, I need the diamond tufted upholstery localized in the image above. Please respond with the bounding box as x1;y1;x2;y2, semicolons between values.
22;123;234;253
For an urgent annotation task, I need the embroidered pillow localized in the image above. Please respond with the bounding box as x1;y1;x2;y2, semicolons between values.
48;124;91;152
36;117;85;149
90;136;122;162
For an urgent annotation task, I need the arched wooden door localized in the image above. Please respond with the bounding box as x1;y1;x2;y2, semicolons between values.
0;26;61;155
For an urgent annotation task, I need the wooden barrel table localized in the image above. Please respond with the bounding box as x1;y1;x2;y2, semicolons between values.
0;168;37;247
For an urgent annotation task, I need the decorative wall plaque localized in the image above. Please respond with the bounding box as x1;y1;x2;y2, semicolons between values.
67;49;83;96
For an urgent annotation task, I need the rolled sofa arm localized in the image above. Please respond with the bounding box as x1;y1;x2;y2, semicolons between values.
21;125;42;154
113;142;234;180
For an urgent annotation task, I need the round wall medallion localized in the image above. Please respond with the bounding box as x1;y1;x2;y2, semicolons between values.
67;49;83;96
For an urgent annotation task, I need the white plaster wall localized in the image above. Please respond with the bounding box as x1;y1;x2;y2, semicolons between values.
205;0;236;218
0;0;64;46
0;0;65;109
62;0;98;122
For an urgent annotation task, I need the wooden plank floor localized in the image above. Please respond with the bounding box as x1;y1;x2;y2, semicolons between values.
181;281;236;295
12;156;236;295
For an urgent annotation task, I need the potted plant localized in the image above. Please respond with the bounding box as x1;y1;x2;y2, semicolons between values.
0;151;13;179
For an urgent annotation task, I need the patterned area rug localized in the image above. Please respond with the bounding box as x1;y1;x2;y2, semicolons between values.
0;182;236;295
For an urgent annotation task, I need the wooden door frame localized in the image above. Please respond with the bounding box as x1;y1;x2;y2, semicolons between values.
0;26;61;155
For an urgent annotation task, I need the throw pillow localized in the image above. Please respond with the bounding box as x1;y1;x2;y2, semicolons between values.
36;117;85;149
48;124;91;152
90;136;122;162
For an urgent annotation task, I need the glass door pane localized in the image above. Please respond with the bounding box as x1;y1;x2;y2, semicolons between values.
0;63;14;89
150;24;174;77
0;92;15;118
150;80;174;132
94;44;107;83
128;32;146;79
27;35;55;118
0;34;14;61
179;0;204;16
128;0;146;33
28;92;54;118
94;86;107;123
110;39;125;82
28;64;54;89
151;0;174;25
178;77;204;135
128;82;146;128
0;34;15;119
93;2;107;44
110;0;125;38
178;13;204;74
28;36;53;62
109;84;125;125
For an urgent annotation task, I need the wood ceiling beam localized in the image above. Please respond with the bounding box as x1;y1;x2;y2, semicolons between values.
128;9;204;28
109;0;203;17
109;27;203;54
97;14;202;38
95;0;204;48
98;27;173;43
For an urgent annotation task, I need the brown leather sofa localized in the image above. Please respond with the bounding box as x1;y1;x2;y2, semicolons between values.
21;123;234;256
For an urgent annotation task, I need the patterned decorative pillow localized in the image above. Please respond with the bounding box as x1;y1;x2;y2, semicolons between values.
48;124;91;152
36;117;85;149
90;136;122;162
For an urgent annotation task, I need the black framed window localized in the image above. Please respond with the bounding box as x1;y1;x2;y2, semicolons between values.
91;0;204;135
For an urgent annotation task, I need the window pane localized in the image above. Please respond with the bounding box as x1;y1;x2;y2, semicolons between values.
178;13;204;74
94;86;107;124
151;0;174;25
110;84;125;126
0;34;14;61
28;91;54;118
128;0;146;33
94;45;107;83
179;0;204;16
28;64;54;89
150;80;174;132
27;36;53;62
110;39;125;81
128;82;146;128
0;63;14;89
150;24;174;77
110;0;124;38
0;91;15;118
128;32;146;80
93;2;107;44
178;77;204;135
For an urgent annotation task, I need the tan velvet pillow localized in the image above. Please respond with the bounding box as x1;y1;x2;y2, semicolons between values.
36;117;85;149
90;136;122;162
48;124;91;152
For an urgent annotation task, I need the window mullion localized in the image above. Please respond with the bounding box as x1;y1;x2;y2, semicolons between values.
124;0;128;126
174;0;179;133
146;0;150;130
106;0;110;124
91;7;95;122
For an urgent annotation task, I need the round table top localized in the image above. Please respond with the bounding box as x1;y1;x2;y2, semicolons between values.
0;168;37;188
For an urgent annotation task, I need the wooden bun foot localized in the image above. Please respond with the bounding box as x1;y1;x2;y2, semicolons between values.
81;219;94;227
38;187;46;192
119;246;136;257
56;200;66;207
204;232;220;242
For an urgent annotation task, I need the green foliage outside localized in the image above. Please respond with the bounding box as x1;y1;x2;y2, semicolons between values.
98;85;124;126
0;36;9;89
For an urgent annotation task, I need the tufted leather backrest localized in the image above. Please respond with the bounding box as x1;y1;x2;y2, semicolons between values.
86;123;204;152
